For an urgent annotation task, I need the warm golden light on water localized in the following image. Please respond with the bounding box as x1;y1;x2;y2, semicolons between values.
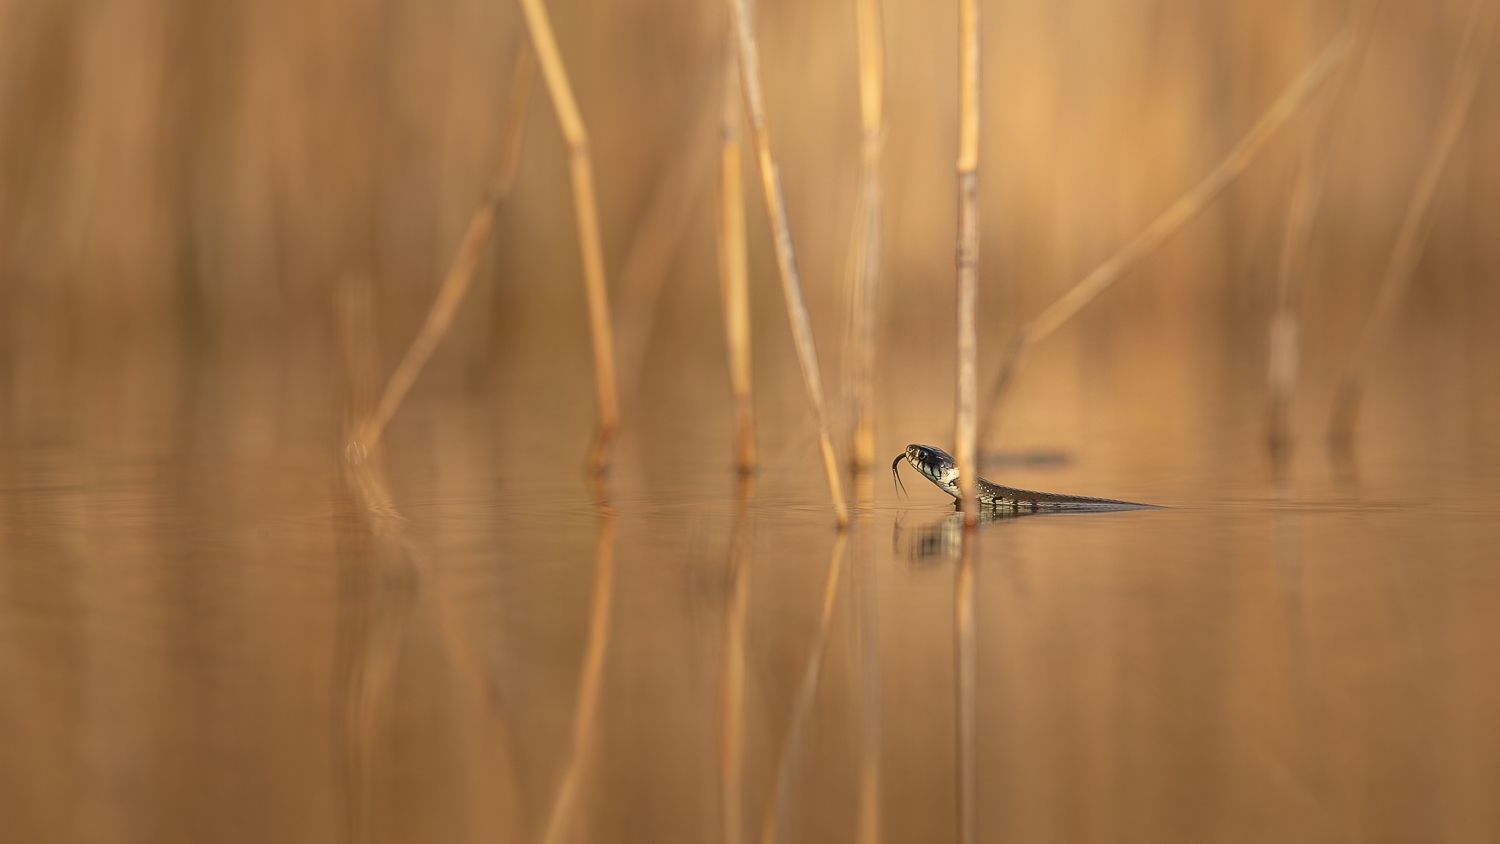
3;352;1498;841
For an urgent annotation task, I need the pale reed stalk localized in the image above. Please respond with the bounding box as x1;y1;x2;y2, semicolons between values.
954;0;981;526
979;30;1353;441
517;0;621;474
728;0;848;526
845;0;885;473
719;36;757;474
1328;0;1496;450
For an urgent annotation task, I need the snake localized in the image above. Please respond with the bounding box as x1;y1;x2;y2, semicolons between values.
893;444;1155;511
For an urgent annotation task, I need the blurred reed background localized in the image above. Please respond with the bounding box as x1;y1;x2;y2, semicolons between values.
2;0;1500;485
2;0;1496;478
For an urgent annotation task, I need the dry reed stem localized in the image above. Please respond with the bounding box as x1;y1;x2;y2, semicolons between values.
979;29;1354;438
1270;1;1386;457
761;530;848;844
954;535;976;844
539;501;617;844
729;0;849;526
719;37;757;474
719;476;755;844
1328;0;1496;450
353;47;536;450
844;0;885;473
953;0;981;525
517;0;621;474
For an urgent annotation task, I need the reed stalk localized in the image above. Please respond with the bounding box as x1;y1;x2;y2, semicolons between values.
978;29;1353;440
1328;0;1496;451
1270;1;1384;457
953;0;981;525
844;0;885;474
954;536;976;844
728;0;849;526
353;47;536;450
517;0;621;474
718;37;757;474
760;529;848;844
539;498;617;844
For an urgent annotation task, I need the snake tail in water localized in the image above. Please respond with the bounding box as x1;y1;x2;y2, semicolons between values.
893;443;1158;511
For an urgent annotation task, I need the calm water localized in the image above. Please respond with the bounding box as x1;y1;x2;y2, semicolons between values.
4;368;1499;844
4;270;1500;844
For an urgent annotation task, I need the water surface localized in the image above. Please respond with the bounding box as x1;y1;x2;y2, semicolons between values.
4;384;1498;843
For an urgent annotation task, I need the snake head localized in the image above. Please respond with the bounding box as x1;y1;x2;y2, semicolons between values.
904;444;960;489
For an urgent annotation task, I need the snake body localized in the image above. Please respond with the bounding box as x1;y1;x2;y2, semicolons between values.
895;444;1154;511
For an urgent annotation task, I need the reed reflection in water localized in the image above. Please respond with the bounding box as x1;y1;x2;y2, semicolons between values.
4;357;1500;842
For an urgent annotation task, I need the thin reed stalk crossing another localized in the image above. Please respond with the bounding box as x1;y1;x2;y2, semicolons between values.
978;29;1354;442
353;47;536;451
518;0;622;474
728;0;848;526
